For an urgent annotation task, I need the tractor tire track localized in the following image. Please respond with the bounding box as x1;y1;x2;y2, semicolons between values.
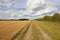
31;23;43;40
35;23;51;40
23;24;33;40
11;21;51;40
11;23;30;40
22;23;43;40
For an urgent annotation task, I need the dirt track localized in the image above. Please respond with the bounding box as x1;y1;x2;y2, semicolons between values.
12;21;51;40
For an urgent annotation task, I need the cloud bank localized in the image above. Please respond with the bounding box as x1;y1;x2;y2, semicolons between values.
23;0;57;19
0;0;59;19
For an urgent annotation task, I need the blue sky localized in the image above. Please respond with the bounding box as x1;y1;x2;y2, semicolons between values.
0;0;60;19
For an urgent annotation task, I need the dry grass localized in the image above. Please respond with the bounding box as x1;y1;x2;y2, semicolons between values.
36;21;60;40
0;21;29;40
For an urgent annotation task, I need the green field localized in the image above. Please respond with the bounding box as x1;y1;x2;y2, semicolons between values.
36;21;60;40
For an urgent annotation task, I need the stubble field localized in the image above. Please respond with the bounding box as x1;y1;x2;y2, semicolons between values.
0;21;29;40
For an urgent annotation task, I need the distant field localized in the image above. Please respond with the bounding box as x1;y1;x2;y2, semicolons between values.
37;21;60;40
0;21;29;40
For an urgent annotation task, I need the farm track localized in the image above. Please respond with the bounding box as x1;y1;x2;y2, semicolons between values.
11;23;30;40
12;21;51;40
35;23;51;40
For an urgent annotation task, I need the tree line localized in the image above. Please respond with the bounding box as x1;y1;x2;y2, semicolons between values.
36;13;60;22
0;19;29;21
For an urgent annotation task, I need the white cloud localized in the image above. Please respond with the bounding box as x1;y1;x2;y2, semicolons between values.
22;0;46;19
0;10;24;19
34;7;57;15
21;0;58;19
27;0;45;10
23;10;33;15
0;0;59;19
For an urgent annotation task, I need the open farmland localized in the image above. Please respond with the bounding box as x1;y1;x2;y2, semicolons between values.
0;21;29;40
14;22;43;40
13;21;51;40
36;21;60;40
0;21;60;40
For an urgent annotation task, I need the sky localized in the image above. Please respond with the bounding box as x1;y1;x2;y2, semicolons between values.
0;0;60;19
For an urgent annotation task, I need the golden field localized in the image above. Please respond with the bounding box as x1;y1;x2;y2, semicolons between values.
0;21;29;40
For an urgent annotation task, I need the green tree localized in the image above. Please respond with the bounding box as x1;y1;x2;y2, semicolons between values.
43;16;52;21
52;13;60;21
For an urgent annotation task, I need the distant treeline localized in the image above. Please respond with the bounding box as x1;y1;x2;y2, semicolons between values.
0;19;29;21
36;13;60;22
18;19;29;21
